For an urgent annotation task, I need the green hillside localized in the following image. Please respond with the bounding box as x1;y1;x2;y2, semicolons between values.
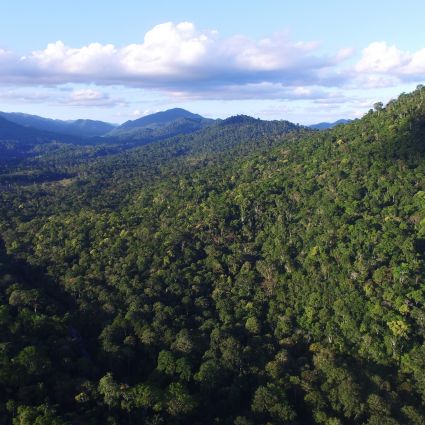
1;86;425;424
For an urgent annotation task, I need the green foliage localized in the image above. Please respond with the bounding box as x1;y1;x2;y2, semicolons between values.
12;404;68;425
2;86;425;423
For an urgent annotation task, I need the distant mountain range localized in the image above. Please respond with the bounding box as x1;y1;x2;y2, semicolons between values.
0;115;80;144
0;115;46;141
0;107;352;149
0;111;116;138
309;119;352;130
0;108;215;145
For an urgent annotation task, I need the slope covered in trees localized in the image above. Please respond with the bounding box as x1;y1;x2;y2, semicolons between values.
1;87;425;424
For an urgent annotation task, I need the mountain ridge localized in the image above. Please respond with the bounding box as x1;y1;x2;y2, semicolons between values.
0;111;116;137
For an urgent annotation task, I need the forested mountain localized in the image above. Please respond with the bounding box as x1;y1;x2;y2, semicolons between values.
0;112;116;137
1;87;425;424
114;108;210;130
106;108;214;141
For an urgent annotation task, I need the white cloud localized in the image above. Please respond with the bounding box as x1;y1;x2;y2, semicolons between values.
354;42;425;87
3;23;424;104
120;22;213;76
218;33;320;71
0;21;350;97
404;48;425;75
29;41;117;75
356;42;409;73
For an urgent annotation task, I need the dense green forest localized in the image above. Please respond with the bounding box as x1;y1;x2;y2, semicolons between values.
1;87;425;424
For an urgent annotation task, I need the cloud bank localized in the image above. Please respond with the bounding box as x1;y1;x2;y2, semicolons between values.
0;22;349;98
0;23;424;103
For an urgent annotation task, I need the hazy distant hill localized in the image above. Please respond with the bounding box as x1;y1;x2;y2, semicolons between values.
0;115;56;142
107;108;214;140
0;111;116;137
309;118;352;130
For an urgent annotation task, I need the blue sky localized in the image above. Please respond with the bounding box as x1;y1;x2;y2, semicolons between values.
0;0;424;124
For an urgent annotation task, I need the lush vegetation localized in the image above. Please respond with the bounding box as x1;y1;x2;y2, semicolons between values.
1;87;425;424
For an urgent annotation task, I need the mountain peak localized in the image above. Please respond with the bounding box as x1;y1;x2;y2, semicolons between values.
120;108;206;130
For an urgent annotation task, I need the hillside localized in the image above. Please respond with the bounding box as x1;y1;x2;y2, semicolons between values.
1;87;425;424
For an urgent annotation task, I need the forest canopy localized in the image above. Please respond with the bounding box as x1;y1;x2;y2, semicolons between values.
1;87;425;424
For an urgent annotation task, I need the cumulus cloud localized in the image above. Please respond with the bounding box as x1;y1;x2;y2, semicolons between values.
354;42;425;87
2;23;423;102
356;42;410;73
0;21;350;98
120;22;213;75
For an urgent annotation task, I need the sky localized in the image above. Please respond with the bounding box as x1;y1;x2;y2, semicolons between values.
0;0;424;124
